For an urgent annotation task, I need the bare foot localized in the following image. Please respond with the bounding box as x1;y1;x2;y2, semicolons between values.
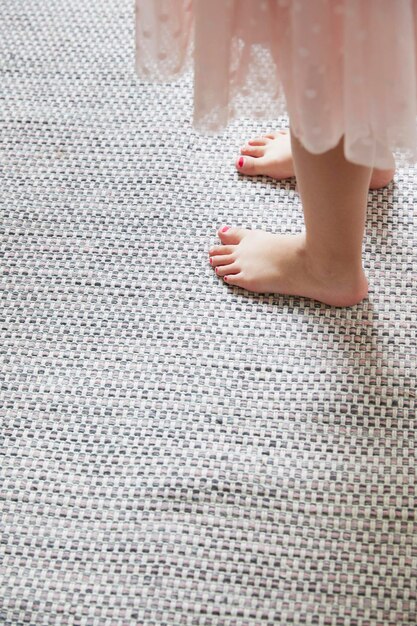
236;129;395;190
209;226;368;307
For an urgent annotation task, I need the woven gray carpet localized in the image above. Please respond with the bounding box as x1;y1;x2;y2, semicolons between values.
1;1;417;625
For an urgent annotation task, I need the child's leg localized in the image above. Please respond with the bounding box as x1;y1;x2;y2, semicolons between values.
209;131;370;307
236;129;395;190
290;130;370;292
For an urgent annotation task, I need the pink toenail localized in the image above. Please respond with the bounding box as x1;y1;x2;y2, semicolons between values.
221;226;230;233
215;267;218;273
224;276;228;281
209;257;213;265
238;157;244;168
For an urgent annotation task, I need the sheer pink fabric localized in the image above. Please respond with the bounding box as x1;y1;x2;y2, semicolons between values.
136;0;417;169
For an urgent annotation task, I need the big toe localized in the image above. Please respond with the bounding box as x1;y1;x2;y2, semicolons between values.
236;155;264;177
217;225;247;245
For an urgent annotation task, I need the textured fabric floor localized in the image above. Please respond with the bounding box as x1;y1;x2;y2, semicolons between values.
1;1;417;625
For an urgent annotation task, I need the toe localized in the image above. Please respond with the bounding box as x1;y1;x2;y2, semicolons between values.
217;225;247;245
223;272;245;287
208;244;235;257
265;129;288;139
210;253;235;267
240;145;265;158
215;261;240;277
236;155;263;176
247;137;270;146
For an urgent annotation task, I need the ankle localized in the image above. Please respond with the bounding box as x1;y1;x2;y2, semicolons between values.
300;239;368;300
302;240;363;280
308;254;365;283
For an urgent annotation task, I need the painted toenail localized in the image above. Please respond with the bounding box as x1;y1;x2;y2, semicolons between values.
215;267;218;273
224;276;228;281
221;226;230;233
209;257;213;265
238;157;244;168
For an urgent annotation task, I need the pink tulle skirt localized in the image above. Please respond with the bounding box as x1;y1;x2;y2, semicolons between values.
135;0;417;169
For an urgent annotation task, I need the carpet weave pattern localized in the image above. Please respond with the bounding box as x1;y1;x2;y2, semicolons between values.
1;1;417;625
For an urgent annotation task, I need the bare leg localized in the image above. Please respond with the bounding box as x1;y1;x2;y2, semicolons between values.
236;128;394;190
209;132;370;307
290;130;370;298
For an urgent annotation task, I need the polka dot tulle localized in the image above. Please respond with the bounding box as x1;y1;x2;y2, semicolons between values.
136;0;417;169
